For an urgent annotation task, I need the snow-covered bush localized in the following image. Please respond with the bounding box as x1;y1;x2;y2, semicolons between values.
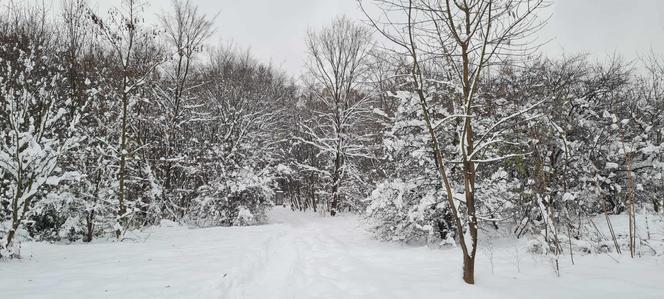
233;206;255;226
365;55;664;254
366;179;456;244
189;168;274;227
0;38;82;256
366;85;460;245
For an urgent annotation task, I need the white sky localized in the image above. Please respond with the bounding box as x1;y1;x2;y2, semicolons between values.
23;0;664;75
542;0;664;63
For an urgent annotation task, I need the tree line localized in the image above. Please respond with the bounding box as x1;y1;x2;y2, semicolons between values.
0;0;297;256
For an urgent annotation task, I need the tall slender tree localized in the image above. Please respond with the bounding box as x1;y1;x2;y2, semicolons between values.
90;0;162;237
153;0;215;218
299;16;375;216
361;0;547;283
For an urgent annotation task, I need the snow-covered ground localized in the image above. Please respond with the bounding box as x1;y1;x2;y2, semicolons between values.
1;207;663;299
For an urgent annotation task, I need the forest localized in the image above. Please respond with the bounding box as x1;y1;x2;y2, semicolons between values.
1;0;663;297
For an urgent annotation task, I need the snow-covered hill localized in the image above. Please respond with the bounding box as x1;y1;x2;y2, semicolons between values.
1;207;663;299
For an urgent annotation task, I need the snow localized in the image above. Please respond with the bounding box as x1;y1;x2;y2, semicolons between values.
605;162;619;169
1;207;663;299
234;206;255;226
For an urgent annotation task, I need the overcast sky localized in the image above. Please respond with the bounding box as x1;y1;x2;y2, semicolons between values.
81;0;664;75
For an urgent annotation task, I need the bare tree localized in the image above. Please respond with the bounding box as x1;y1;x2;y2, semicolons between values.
300;16;375;216
154;0;215;218
90;0;162;237
360;0;547;283
0;14;83;253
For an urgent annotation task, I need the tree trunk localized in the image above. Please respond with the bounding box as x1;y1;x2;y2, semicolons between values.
463;168;478;285
4;229;16;251
117;78;129;239
85;209;95;243
330;195;338;216
330;147;343;216
626;154;636;258
5;174;25;252
463;254;475;284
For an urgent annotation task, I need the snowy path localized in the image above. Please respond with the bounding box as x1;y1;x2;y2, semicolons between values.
225;208;458;299
1;207;663;299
